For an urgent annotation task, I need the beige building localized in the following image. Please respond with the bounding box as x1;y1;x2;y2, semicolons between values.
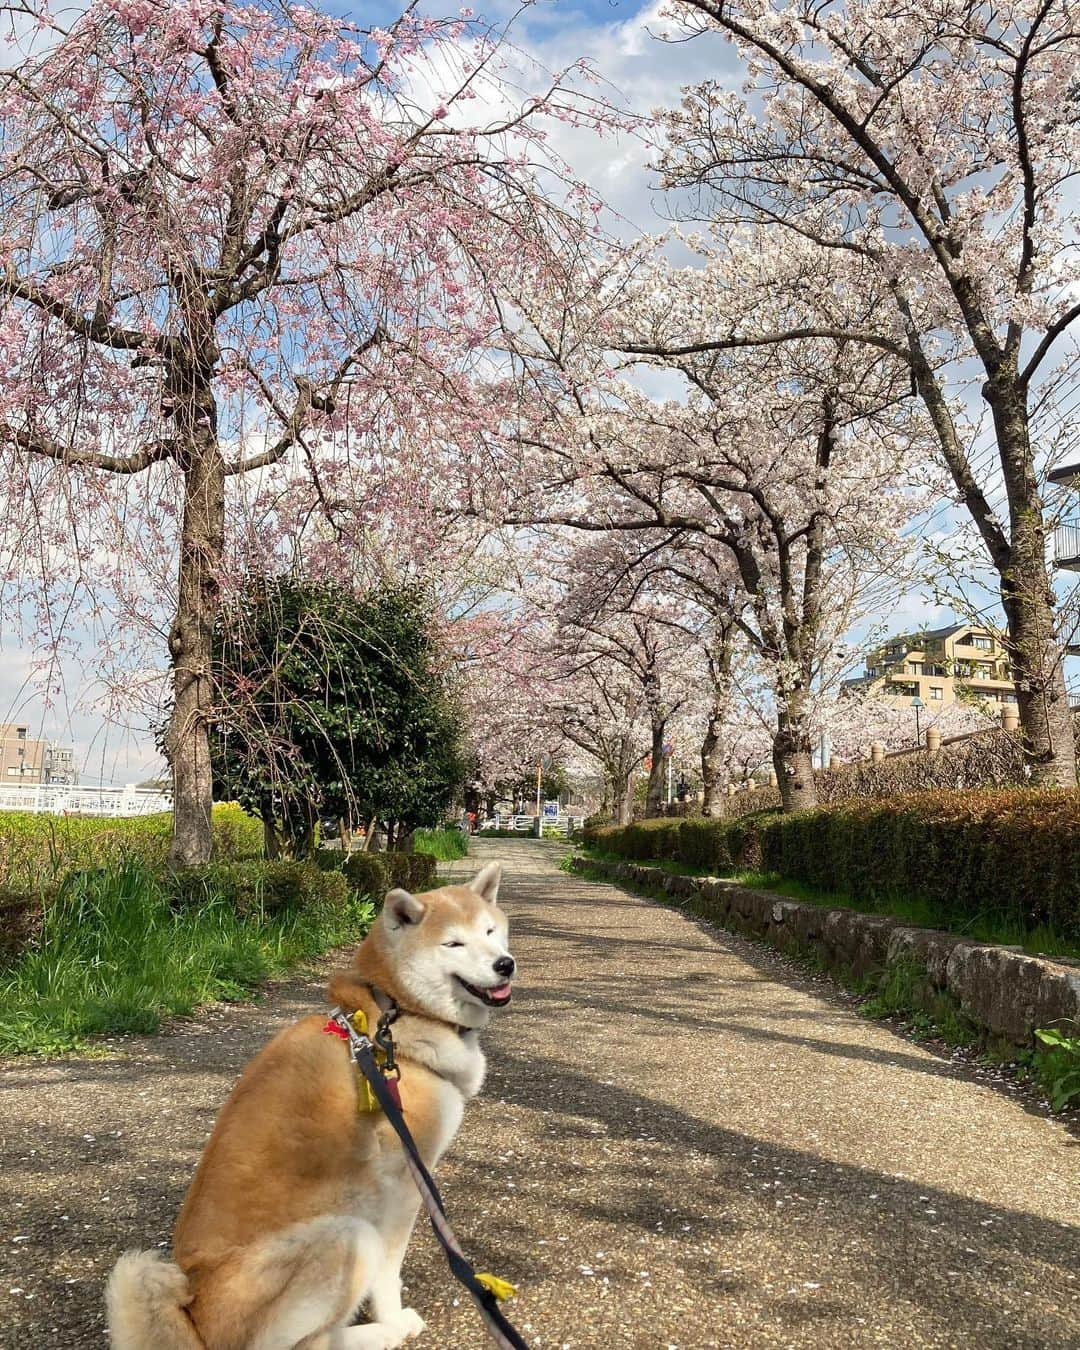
0;724;77;784
843;624;1017;712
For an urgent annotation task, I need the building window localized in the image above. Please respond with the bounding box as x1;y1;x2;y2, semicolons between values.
968;635;992;650
16;727;26;739
930;687;943;700
908;662;923;674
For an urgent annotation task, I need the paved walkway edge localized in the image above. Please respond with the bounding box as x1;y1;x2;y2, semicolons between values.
569;856;1080;1048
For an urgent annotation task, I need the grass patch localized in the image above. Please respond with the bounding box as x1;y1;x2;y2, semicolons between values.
575;846;713;877
412;826;468;861
731;871;1080;962
0;859;374;1056
857;956;978;1047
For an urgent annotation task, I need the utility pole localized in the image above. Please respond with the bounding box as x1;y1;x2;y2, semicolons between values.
535;762;543;837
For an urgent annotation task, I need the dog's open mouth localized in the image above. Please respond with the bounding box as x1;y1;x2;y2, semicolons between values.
455;976;513;1007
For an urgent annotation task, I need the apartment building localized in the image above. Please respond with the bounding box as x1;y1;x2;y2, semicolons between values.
0;724;77;784
843;623;1017;712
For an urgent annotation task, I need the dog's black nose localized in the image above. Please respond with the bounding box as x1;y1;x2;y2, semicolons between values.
494;955;515;978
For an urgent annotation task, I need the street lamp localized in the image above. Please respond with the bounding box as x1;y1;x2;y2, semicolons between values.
911;695;924;746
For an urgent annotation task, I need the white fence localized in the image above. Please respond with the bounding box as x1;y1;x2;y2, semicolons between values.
0;783;173;817
479;813;585;837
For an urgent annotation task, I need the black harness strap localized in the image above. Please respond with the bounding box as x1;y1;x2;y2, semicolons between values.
336;1015;531;1350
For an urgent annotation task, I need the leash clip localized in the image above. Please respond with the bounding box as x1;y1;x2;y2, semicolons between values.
375;1006;400;1078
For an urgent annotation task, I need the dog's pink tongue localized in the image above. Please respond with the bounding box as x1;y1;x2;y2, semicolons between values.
489;983;512;1002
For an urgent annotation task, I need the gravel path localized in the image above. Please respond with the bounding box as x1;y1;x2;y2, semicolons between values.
2;839;1078;1349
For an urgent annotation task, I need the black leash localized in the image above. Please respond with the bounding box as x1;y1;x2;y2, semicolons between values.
329;1009;531;1350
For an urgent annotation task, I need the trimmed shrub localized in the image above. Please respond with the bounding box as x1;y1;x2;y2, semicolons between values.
210;803;265;860
392;851;437;893
337;851;389;899
585;812;775;873
317;849;439;901
677;817;733;871
758;791;1080;942
167;860;349;917
586;791;1080;943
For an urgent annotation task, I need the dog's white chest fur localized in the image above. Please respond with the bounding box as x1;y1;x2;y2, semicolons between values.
396;1021;486;1100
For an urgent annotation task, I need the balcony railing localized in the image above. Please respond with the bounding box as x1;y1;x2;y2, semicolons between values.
1053;520;1080;569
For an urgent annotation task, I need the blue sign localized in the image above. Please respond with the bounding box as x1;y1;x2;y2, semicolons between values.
542;800;559;821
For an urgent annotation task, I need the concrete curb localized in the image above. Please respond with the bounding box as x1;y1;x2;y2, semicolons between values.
569;856;1080;1046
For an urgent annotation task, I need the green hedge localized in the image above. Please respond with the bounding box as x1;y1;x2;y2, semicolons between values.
758;791;1080;942
0;802;262;890
167;860;349;918
583;812;775;873
315;849;438;899
584;791;1080;942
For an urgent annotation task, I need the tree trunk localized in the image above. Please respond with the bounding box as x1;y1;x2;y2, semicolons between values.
294;798;317;859
262;811;281;860
1002;581;1075;787
700;711;727;818
988;384;1077;787
645;718;666;817
615;773;634;826
772;697;817;812
165;405;225;867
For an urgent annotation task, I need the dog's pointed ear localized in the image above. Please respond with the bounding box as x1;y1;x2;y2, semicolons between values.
385;888;426;928
469;861;502;905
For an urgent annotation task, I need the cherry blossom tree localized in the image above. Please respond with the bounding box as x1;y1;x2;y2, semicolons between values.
454;624;567;817
0;0;608;862
565;527;766;815
470;302;925;808
652;0;1080;786
545;653;650;825
552;534;704;815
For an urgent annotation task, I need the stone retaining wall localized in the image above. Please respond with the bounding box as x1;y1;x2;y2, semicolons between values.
570;857;1080;1047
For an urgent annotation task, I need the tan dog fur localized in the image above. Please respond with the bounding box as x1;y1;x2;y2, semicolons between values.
106;862;513;1350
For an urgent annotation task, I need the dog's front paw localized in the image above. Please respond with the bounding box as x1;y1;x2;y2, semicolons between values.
387;1307;425;1340
343;1328;397;1350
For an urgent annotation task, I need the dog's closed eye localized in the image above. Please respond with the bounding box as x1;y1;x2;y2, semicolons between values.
443;940;464;948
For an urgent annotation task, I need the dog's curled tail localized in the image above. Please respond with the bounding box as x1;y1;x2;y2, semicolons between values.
106;1249;206;1349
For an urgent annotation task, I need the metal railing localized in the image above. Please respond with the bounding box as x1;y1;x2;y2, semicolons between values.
0;782;172;816
478;813;585;837
1053;520;1080;566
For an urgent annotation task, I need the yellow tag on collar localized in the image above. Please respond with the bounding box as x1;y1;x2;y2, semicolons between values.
475;1273;517;1301
348;1008;380;1113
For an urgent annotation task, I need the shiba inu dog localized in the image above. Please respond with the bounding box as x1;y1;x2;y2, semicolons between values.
106;861;513;1350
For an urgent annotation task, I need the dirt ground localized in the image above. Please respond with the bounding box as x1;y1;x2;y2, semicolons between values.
2;839;1078;1348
